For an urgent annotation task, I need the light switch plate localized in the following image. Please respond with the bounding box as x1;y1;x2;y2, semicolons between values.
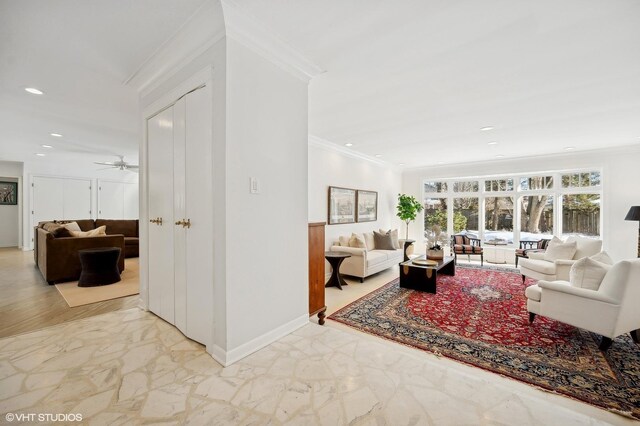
250;177;260;194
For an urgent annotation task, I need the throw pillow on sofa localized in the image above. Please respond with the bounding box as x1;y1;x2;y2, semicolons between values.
569;257;611;291
62;221;81;232
590;251;614;265
373;230;396;250
349;233;366;249
70;225;107;238
339;235;350;247
43;222;72;238
379;228;400;249
544;237;577;261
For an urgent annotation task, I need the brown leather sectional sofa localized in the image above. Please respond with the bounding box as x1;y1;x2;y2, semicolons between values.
34;219;139;285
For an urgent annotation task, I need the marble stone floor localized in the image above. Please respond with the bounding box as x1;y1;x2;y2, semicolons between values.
0;307;635;425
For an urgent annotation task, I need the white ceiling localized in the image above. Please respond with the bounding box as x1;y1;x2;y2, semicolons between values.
1;0;639;169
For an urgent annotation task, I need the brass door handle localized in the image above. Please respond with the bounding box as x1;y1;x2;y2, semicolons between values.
175;219;191;229
150;217;163;225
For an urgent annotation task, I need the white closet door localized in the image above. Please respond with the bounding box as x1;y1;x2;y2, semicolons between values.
147;106;176;324
63;179;91;219
123;183;139;219
32;177;63;224
184;86;213;344
173;97;188;335
99;181;125;219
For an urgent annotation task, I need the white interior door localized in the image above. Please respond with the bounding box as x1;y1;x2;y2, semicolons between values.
63;178;91;219
32;177;63;225
173;97;188;335
184;86;213;345
123;183;139;219
147;106;176;324
99;181;124;219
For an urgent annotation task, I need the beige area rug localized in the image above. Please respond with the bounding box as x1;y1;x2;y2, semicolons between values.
55;258;139;307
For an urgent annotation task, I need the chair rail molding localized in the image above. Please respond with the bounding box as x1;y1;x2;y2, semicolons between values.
221;0;324;83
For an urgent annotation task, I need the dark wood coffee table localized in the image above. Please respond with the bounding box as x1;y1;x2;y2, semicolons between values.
399;255;455;293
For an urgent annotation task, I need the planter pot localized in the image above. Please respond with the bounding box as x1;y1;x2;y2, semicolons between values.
427;249;444;260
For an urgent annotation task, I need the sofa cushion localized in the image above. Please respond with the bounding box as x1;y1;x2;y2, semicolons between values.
544;239;577;261
570;257;611;291
373;230;396;250
379;229;400;249
70;225;107;238
43;222;72;238
55;219;95;232
590;251;613;265
62;221;81;232
363;232;375;251
124;237;139;246
349;233;366;249
366;250;388;267
519;258;557;275
525;285;542;302
95;219;137;237
568;236;603;260
338;236;350;247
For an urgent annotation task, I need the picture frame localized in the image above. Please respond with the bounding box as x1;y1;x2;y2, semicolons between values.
328;186;356;224
357;190;378;222
0;181;17;205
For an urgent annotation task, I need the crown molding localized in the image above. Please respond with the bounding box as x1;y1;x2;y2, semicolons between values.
308;134;401;171
126;0;225;96
221;0;324;83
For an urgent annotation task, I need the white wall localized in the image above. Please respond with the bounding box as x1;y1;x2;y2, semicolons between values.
224;38;309;353
308;140;404;249
402;145;640;262
0;161;23;248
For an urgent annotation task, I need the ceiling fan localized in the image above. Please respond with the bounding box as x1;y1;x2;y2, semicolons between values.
94;155;139;172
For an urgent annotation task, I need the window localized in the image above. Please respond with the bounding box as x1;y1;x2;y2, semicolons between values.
519;176;553;191
561;171;601;188
453;181;478;192
424;198;448;235
424;181;448;193
484;196;514;242
521;195;554;239
453;197;479;235
485;179;513;192
562;194;600;238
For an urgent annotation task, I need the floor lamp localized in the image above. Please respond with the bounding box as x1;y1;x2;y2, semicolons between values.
625;206;640;257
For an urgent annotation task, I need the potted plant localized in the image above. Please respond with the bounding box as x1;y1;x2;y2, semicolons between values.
426;225;447;260
396;193;423;239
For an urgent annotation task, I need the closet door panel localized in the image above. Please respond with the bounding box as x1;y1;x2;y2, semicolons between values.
32;177;63;225
173;97;188;335
63;179;91;219
98;181;124;219
184;86;213;345
123;183;139;219
147;107;176;324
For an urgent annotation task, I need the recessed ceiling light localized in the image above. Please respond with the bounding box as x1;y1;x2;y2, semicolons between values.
25;87;44;95
487;141;498;146
495;154;505;158
481;126;494;131
399;163;405;166
50;133;63;137
437;161;444;165
375;154;382;158
41;144;53;149
35;153;45;157
344;143;353;147
564;146;575;151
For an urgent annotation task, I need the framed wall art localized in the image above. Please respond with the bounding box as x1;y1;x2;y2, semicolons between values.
328;186;356;224
0;181;17;205
356;190;377;222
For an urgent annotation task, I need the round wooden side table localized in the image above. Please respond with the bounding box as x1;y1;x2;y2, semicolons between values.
324;251;351;290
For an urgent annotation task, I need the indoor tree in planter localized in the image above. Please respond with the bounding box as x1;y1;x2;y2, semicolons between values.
396;193;423;239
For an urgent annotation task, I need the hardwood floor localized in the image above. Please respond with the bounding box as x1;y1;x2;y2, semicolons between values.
0;247;138;338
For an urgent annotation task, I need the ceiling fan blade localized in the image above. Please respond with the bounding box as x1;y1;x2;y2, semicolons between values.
126;164;139;169
94;161;116;166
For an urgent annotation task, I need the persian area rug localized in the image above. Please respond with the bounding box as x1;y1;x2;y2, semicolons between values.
55;258;139;307
329;266;640;419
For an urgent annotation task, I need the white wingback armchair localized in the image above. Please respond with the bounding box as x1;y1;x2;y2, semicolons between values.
519;236;602;282
525;259;640;350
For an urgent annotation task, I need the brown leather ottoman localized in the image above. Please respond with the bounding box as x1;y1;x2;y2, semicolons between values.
78;247;122;287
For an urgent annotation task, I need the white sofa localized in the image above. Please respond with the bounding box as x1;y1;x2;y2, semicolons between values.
519;236;602;282
526;259;640;350
330;231;411;282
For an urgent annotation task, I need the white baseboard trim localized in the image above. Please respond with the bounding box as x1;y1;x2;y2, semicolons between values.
207;313;309;367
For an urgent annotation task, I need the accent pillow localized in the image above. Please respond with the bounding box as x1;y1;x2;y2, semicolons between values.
348;233;366;249
338;235;350;247
589;251;613;265
43;222;72;238
70;225;107;238
62;221;82;232
373;230;396;250
379;229;400;249
544;239;577;261
569;257;611;291
362;232;375;251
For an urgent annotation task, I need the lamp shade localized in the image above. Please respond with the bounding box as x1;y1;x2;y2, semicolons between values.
625;206;640;221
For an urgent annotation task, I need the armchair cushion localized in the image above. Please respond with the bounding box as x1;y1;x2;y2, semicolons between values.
569;257;611;291
590;251;613;265
525;284;541;302
569;236;604;260
544;239;577;261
